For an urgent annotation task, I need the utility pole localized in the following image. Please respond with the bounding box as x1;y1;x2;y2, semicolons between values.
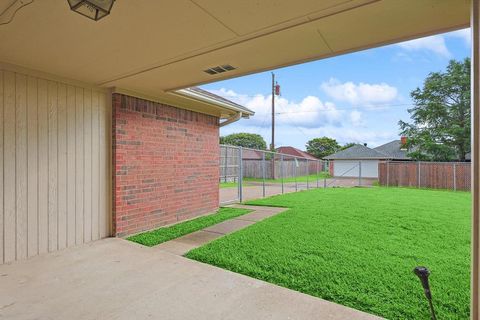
271;73;280;179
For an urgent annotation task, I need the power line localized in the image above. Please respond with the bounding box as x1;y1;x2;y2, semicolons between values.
274;103;413;115
276;99;311;140
255;112;271;138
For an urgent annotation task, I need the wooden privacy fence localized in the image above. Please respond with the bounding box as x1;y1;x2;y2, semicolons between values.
220;145;326;181
219;145;240;182
242;159;321;179
378;161;471;191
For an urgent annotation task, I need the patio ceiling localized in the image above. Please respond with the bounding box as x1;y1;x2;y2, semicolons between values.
0;0;470;100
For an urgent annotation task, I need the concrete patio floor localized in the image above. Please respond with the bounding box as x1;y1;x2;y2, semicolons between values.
0;206;383;320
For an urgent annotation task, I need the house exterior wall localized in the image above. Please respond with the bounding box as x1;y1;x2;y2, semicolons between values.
0;68;111;264
332;160;379;178
112;94;219;237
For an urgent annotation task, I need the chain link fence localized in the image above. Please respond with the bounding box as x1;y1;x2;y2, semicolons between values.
220;145;371;204
220;149;471;204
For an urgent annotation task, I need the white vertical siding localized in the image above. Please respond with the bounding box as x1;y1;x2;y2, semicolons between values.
15;73;28;260
4;71;16;262
27;76;38;257
0;69;111;264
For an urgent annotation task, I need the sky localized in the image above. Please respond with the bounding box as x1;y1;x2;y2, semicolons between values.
201;28;472;150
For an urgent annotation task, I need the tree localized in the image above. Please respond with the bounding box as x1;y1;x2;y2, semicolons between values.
220;133;267;150
306;137;340;159
341;142;356;150
399;58;471;161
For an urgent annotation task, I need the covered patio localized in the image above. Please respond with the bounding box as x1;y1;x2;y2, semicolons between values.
0;0;479;319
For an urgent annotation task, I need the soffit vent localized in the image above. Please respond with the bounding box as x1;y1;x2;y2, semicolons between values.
203;64;236;75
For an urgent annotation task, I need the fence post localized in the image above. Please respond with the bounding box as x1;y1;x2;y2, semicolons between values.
224;146;228;183
418;161;421;188
324;160;327;188
358;161;362;186
316;160;319;188
307;159;310;190
453;162;457;191
262;152;266;198
295;158;298;192
238;147;243;202
281;154;284;194
386;161;389;187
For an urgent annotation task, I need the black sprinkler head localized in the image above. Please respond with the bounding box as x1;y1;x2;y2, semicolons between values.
414;266;430;278
413;266;436;320
413;266;431;298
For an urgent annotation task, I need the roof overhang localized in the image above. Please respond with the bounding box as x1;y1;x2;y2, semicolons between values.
172;88;253;118
112;86;253;119
0;0;470;115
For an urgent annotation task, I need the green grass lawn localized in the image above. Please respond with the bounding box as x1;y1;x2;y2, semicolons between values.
219;172;330;188
219;181;238;189
186;187;471;319
127;207;251;246
244;172;330;184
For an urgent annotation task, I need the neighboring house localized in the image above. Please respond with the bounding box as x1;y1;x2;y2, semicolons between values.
374;140;411;160
242;149;265;160
277;146;318;160
324;140;411;178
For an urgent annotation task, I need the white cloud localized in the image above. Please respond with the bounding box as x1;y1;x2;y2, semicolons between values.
395;29;471;58
396;35;451;58
301;127;396;148
214;88;397;150
220;121;395;150
447;28;471;46
211;88;343;129
349;110;364;127
392;51;413;63
320;78;398;107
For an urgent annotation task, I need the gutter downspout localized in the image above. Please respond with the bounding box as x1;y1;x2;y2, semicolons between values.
220;112;242;127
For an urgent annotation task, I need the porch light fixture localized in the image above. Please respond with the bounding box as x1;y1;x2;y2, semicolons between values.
67;0;115;21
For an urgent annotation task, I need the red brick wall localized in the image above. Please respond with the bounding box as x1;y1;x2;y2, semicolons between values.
112;94;220;237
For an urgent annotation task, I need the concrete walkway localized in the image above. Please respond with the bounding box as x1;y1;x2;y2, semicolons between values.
155;205;287;255
0;205;383;320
